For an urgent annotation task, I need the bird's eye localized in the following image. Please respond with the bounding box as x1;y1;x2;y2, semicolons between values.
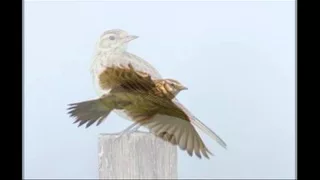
109;36;115;40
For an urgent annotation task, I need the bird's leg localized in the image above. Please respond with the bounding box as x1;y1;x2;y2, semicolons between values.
112;118;152;143
128;124;141;133
113;122;141;141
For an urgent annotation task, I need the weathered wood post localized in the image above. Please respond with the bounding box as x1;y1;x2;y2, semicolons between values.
98;131;178;179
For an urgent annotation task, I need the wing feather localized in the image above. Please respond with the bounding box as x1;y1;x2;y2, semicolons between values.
145;114;212;159
98;63;155;92
172;99;227;149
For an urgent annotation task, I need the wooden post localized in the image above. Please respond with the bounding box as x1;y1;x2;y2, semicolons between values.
98;131;178;179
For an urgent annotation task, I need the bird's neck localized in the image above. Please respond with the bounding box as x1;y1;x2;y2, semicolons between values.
97;43;128;54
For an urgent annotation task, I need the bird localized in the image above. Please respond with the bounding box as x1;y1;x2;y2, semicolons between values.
68;63;215;158
69;63;188;128
88;29;227;157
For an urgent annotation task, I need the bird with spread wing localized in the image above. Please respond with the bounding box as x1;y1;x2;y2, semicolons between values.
68;29;227;159
68;63;226;159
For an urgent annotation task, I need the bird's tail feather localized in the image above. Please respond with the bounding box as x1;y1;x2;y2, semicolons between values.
67;98;112;128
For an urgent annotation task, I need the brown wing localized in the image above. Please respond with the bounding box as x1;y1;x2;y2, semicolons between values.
98;63;155;92
147;114;213;159
121;93;213;159
172;99;227;149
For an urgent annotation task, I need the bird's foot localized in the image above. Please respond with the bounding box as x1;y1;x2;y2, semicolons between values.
112;123;141;142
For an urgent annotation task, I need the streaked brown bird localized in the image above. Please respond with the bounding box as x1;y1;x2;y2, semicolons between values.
68;64;226;159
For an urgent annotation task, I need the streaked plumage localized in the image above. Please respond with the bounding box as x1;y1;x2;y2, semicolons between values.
68;63;224;159
98;63;187;99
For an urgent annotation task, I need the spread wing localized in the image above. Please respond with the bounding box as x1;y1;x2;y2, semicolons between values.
93;53;227;150
123;93;213;159
98;63;156;92
98;63;227;151
172;99;227;149
146;114;212;159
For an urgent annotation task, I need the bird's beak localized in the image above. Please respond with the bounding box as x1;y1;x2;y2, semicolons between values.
125;35;139;42
179;86;188;90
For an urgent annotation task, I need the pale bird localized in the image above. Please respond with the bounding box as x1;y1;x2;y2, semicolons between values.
84;29;226;158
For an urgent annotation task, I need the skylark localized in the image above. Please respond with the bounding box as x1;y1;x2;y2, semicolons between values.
69;63;215;158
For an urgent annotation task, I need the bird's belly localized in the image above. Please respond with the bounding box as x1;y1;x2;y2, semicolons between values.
91;61;105;92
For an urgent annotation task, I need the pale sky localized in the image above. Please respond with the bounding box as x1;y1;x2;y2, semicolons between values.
24;0;295;179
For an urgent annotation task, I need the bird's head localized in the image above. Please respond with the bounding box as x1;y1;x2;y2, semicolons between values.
162;79;188;98
97;29;138;52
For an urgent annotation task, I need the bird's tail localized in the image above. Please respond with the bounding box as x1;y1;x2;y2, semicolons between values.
67;97;114;128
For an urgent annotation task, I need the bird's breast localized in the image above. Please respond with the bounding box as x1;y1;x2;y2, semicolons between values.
91;53;117;95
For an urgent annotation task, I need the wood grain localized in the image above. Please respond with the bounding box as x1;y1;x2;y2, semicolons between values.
98;131;177;179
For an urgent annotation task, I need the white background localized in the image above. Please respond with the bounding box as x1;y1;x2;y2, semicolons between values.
24;0;296;179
